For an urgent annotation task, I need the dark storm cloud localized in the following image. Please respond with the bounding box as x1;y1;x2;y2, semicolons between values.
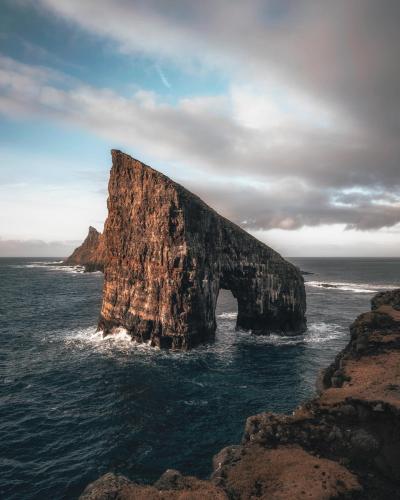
4;0;400;230
35;0;400;134
192;181;400;232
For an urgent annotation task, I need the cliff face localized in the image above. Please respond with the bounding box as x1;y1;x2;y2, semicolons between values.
98;150;306;349
64;226;105;272
239;291;400;498
81;289;400;499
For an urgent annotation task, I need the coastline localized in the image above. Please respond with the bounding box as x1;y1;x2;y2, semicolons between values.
81;289;400;499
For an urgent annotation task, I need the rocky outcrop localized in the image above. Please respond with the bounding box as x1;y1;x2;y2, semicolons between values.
98;150;306;349
371;288;400;312
64;226;105;272
81;289;400;499
80;470;227;500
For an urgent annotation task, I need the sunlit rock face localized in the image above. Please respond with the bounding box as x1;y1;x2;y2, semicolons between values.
98;150;306;350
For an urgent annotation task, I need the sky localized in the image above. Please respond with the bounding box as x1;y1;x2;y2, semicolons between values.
1;0;400;257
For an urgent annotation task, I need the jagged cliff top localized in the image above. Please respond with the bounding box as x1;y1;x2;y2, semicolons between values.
63;225;105;272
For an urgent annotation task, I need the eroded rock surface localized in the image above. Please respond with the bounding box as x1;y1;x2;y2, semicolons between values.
212;445;361;499
98;150;306;349
80;471;227;500
81;289;400;499
64;226;105;272
242;290;400;498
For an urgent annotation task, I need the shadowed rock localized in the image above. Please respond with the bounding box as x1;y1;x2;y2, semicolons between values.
98;150;306;349
64;226;105;272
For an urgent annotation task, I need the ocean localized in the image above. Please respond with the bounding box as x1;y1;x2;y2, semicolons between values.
1;257;400;499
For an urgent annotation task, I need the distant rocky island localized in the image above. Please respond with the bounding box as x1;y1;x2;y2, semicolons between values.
65;150;306;350
81;289;400;499
64;226;105;272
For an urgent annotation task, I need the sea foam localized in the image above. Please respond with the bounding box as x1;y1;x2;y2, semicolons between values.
306;280;398;294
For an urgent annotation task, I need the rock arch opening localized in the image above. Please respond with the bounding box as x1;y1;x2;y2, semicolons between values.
215;289;238;329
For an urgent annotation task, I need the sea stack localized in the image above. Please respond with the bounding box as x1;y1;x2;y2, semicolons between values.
97;150;306;349
64;226;105;272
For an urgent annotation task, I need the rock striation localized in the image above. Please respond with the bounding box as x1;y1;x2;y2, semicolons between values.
81;289;400;499
64;226;105;272
98;150;306;349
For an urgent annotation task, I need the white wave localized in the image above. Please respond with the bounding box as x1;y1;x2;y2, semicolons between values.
228;321;344;347
305;321;344;344
306;280;398;294
190;381;206;387
182;399;209;406
49;265;86;274
237;331;304;346
62;326;159;356
217;312;237;319
12;262;88;274
37;260;63;264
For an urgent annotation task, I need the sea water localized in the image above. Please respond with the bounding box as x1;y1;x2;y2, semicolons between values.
1;257;400;499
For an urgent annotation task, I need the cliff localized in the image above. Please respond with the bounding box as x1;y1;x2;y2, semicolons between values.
98;150;306;349
64;226;105;272
81;289;400;499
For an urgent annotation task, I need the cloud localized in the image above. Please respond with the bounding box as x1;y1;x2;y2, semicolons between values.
0;56;377;194
193;180;400;232
1;52;400;232
35;0;400;135
30;1;400;187
256;224;400;258
19;2;400;178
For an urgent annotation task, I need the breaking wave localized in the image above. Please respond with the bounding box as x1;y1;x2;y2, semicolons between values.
229;321;344;348
306;280;398;294
62;326;159;355
58;318;345;360
217;312;237;319
13;261;87;274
